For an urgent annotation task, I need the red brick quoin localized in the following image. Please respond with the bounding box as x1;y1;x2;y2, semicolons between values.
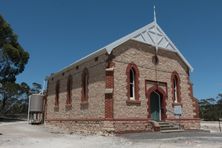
105;62;115;119
187;76;200;118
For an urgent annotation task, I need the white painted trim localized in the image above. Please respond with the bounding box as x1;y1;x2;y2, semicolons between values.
155;23;194;72
105;88;113;94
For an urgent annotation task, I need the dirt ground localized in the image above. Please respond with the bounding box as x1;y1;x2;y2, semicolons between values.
0;121;222;148
201;121;222;133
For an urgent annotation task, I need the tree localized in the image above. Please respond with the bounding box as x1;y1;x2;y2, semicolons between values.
0;15;29;82
0;82;42;114
217;94;222;105
31;82;42;94
199;94;222;121
0;82;29;113
0;15;29;112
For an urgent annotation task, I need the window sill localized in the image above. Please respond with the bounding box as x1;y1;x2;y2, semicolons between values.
54;106;59;112
65;104;72;111
126;99;141;106
105;88;113;94
80;101;89;110
80;101;88;105
172;102;182;107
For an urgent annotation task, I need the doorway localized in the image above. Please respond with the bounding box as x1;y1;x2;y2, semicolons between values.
150;91;162;121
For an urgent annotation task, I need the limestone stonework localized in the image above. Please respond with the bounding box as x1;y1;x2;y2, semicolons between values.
45;39;200;133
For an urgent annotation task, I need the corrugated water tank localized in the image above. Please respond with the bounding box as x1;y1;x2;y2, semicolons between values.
29;94;44;112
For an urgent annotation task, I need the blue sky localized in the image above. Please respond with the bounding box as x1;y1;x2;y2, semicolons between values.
0;0;221;99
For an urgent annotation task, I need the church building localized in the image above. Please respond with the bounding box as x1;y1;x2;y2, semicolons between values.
45;13;200;133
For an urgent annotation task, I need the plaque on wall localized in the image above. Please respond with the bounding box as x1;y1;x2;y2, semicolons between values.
174;105;182;116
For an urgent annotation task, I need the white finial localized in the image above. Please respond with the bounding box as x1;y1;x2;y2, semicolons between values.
154;5;157;24
153;5;158;53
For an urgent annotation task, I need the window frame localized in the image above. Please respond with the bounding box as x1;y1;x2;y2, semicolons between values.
126;63;141;105
171;71;181;104
81;68;89;104
55;80;60;107
66;75;73;106
129;68;136;100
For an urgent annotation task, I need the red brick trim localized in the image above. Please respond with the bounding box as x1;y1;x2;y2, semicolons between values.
106;71;114;88
146;85;167;120
46;118;149;122
171;71;182;104
187;76;200;118
44;94;48;120
44;80;49;120
105;94;113;119
112;118;148;121
105;61;115;119
81;68;89;104
55;80;60;108
45;117;200;122
172;102;183;107
66;75;72;109
126;62;140;104
65;104;72;111
145;80;168;99
126;99;141;105
193;98;200;118
167;118;200;121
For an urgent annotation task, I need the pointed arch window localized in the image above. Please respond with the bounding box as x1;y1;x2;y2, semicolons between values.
55;80;60;107
171;71;181;104
81;68;89;103
126;63;140;105
130;68;135;100
173;76;178;103
66;75;72;106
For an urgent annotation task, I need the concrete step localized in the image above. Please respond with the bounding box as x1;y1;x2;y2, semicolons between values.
159;122;172;126
158;121;182;133
158;122;170;124
160;129;184;133
160;127;180;131
159;124;173;127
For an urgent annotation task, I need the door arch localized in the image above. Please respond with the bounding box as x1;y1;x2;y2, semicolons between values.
146;86;167;121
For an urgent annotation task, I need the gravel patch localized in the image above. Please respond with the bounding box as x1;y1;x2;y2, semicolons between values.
0;121;222;148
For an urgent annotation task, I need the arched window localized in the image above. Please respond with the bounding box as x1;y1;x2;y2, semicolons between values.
171;72;181;103
55;80;60;107
66;75;72;105
130;68;135;100
173;76;178;103
81;68;89;103
126;63;140;103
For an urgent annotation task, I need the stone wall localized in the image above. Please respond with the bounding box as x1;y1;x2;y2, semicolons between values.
111;40;198;122
45;39;199;133
46;120;153;134
113;121;153;133
46;54;107;120
167;119;201;129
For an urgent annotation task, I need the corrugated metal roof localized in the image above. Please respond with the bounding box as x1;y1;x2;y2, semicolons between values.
50;21;193;78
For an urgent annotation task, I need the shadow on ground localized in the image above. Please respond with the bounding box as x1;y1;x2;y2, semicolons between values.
0;116;26;123
119;130;222;140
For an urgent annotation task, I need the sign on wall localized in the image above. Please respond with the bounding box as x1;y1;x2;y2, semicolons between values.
174;105;182;116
